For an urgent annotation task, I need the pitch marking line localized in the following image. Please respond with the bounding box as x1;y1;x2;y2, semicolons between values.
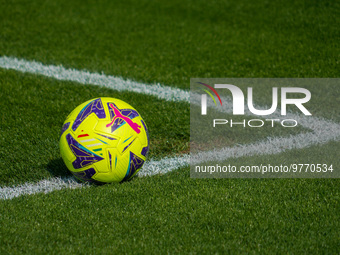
0;56;189;103
0;56;339;200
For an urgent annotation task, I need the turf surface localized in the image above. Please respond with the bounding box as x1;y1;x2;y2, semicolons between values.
1;0;339;89
0;168;339;254
0;0;339;254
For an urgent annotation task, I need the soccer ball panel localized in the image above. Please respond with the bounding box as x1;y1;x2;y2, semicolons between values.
59;97;149;184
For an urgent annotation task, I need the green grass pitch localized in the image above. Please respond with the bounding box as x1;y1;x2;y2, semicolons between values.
0;0;339;254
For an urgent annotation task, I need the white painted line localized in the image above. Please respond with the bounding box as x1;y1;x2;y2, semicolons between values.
191;130;340;165
0;56;190;103
0;56;337;133
0;177;88;200
0;56;339;200
139;155;190;177
0;155;191;200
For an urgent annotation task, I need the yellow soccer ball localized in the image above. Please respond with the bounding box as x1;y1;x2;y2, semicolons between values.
59;97;149;184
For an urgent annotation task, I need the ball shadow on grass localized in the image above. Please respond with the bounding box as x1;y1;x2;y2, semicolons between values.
46;158;72;177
